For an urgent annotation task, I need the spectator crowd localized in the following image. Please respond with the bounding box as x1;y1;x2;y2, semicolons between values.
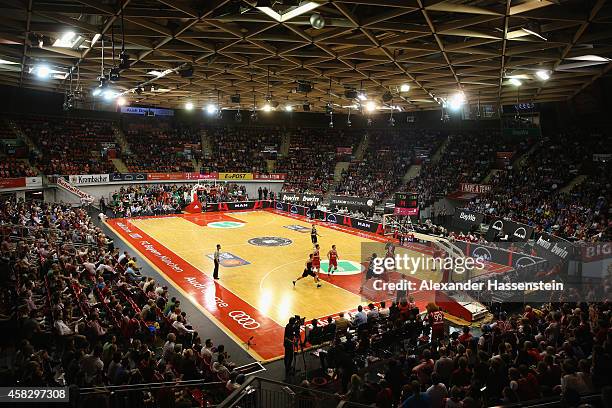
1;198;245;407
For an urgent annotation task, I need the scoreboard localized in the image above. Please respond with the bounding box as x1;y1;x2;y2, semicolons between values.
394;192;419;216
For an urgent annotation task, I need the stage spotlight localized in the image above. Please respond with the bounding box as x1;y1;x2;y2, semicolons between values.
92;76;108;96
235;110;242;123
310;13;325;29
347;118;351;127
509;78;522;86
109;67;120;81
103;90;116;101
117;97;126;106
206;104;217;114
285;105;293;112
367;118;372;126
185;102;194;110
536;70;550;80
365;101;376;112
328;118;333;128
357;92;367;101
448;92;466;111
119;51;130;69
250;110;258;121
400;84;410;92
262;103;272;112
35;64;50;78
389;116;395;127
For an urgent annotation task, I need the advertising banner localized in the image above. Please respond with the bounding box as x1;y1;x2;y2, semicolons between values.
320;210;384;234
336;147;353;155
147;172;185;181
68;174;110;185
253;173;286;181
506;220;534;242
273;201;384;235
301;193;322;205
184;172;217;180
330;195;375;209
218;173;253;180
205;200;271;212
110;173;148;182
393;207;419;216
56;178;94;203
459;183;491;194
121;106;174;116
532;232;573;262
579;242;611;278
593;153;611;162
25;177;42;187
279;192;302;203
486;218;534;242
452;208;484;232
279;192;322;205
0;177;26;189
455;240;546;269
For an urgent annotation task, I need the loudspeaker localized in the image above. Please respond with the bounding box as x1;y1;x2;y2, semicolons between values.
230;94;241;103
297;82;312;93
179;66;194;78
345;89;358;99
382;91;392;102
303;103;311;111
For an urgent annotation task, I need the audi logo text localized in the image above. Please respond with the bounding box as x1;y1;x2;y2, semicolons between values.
228;310;261;329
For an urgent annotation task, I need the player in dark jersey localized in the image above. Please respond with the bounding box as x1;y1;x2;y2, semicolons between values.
327;244;339;274
311;224;320;245
293;254;322;288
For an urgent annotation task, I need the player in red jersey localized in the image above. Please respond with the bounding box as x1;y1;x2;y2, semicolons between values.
327;244;339;274
427;303;445;342
312;244;321;273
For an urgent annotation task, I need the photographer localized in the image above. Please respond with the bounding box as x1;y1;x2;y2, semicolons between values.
284;316;301;376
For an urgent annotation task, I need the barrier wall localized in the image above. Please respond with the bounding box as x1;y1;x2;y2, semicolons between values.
0;173;284;201
272;201;385;235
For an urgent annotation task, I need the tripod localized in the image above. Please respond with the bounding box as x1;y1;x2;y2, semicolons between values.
289;331;309;382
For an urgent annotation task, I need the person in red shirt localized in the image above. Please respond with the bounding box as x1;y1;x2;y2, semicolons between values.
458;326;473;345
427;303;445;342
312;244;321;272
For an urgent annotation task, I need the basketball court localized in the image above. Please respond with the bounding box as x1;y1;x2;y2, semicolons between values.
105;208;510;362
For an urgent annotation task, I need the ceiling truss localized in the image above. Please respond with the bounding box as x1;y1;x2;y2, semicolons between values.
0;0;609;112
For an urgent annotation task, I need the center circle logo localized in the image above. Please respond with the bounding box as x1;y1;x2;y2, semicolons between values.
318;260;365;275
208;221;245;229
248;236;293;246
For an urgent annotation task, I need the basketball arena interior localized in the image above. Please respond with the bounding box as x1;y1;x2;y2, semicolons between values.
0;0;610;407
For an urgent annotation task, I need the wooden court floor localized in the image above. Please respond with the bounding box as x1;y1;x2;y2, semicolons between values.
106;209;499;361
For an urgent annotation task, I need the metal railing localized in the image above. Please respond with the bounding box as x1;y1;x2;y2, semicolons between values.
74;379;226;408
218;377;372;408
